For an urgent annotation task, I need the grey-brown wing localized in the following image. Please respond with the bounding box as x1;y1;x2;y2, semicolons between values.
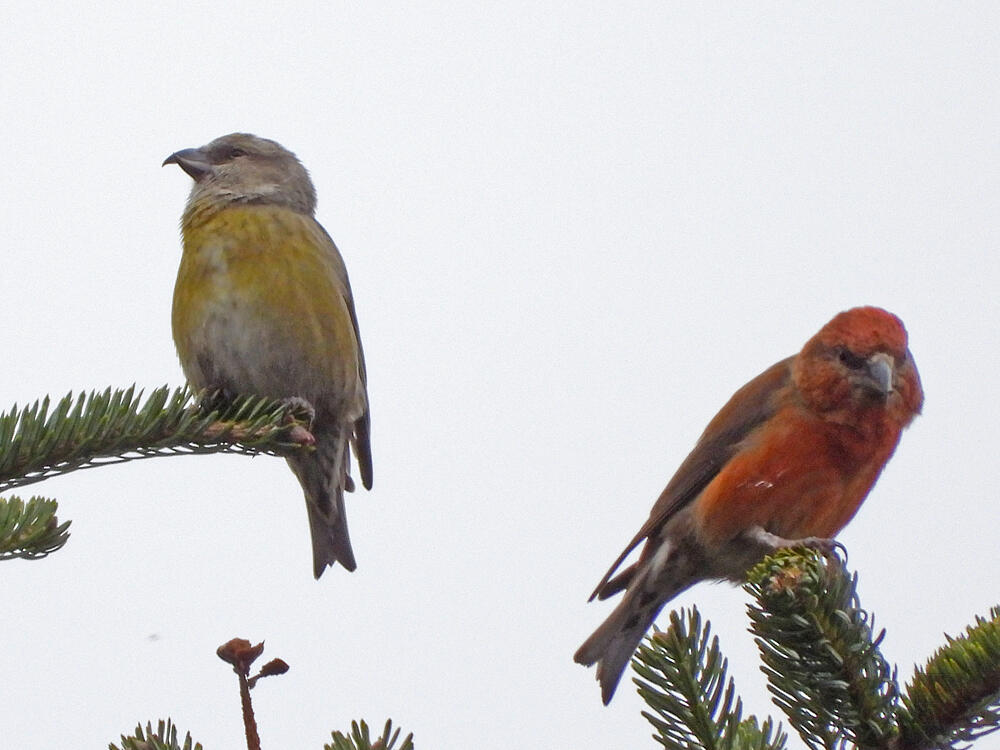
317;222;373;490
588;356;794;600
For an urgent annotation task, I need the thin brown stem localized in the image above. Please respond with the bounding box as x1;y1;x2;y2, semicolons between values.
238;670;261;750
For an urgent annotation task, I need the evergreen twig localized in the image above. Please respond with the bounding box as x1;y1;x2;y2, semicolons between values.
325;720;415;750
633;608;787;750
745;550;899;750
110;719;203;750
0;495;70;559
0;386;314;492
894;606;1000;750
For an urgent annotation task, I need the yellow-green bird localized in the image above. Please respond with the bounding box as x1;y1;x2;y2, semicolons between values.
164;133;372;578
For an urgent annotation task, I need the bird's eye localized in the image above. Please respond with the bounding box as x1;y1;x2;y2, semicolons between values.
210;146;248;164
227;147;247;159
837;348;867;370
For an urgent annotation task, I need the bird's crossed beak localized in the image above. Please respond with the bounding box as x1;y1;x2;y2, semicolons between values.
163;147;213;181
864;352;895;398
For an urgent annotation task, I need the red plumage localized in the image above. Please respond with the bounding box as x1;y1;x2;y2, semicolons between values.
575;306;923;704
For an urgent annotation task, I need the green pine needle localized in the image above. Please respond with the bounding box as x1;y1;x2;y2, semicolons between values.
633;607;787;750
895;606;1000;750
0;386;315;492
745;549;898;750
110;718;203;750
325;719;414;750
732;717;790;750
0;495;70;559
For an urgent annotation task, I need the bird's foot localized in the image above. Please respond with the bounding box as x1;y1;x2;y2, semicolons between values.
280;396;316;426
745;526;847;562
276;397;317;447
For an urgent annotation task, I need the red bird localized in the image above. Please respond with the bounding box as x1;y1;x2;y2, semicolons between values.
574;306;923;704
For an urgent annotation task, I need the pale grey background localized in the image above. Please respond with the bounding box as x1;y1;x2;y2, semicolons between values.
3;3;999;749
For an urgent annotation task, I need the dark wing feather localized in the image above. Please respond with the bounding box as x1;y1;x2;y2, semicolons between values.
318;223;373;490
588;356;794;601
348;292;373;490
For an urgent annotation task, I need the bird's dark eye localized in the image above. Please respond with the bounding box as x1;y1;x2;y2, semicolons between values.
837;348;866;370
209;145;249;164
213;146;247;162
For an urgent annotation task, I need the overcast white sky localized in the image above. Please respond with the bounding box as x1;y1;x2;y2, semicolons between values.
3;3;999;749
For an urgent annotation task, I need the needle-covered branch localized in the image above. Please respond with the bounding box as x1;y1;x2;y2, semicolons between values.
0;495;70;559
0;386;315;492
745;550;898;750
632;608;788;750
632;552;999;750
110;719;203;750
325;720;414;750
894;606;1000;750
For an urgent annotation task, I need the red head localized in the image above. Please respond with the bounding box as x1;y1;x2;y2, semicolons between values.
793;306;923;430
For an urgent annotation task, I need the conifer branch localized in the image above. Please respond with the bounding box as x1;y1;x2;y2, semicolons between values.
325;720;414;750
633;608;787;750
894;607;1000;750
0;495;70;559
0;386;315;492
110;719;203;750
745;550;899;750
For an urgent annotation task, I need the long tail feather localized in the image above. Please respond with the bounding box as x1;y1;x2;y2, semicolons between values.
286;423;356;577
574;589;665;703
576;538;699;703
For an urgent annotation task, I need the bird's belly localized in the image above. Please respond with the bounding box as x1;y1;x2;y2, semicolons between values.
174;289;363;418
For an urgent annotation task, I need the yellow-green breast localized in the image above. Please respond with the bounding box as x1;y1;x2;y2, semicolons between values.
172;204;362;409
